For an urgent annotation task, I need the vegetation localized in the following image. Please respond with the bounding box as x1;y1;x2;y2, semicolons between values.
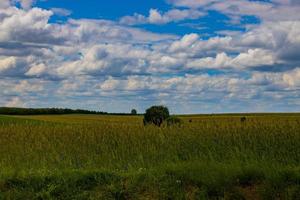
0;107;107;115
143;105;170;127
0;114;299;199
166;116;183;126
131;109;137;115
0;107;140;116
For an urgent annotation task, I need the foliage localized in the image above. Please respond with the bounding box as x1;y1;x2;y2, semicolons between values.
240;116;247;122
166;116;183;126
131;109;137;115
143;105;170;127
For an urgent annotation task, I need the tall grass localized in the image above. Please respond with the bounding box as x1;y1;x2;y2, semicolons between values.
0;114;299;199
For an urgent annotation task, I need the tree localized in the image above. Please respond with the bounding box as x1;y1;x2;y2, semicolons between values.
131;109;137;115
143;105;170;127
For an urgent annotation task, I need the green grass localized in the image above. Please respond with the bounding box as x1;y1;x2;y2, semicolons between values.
0;114;299;199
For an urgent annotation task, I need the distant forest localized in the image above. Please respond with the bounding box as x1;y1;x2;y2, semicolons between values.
0;107;111;115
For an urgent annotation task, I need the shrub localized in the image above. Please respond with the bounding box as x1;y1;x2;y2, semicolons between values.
131;109;137;115
143;106;170;127
240;117;247;122
166;116;183;127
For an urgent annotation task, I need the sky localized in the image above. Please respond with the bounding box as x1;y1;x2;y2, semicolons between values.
0;0;300;114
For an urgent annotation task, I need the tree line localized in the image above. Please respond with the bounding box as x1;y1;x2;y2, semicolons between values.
0;107;108;115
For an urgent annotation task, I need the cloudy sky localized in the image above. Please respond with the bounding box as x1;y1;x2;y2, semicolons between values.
0;0;300;113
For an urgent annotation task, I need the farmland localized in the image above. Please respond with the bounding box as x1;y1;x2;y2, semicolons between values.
0;114;299;199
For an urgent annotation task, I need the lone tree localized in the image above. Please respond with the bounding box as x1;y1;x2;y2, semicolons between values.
143;105;170;127
131;109;137;115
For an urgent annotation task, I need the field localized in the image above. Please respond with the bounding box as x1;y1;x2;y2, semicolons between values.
0;114;299;199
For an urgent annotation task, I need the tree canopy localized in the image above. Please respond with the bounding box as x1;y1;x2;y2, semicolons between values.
143;105;170;127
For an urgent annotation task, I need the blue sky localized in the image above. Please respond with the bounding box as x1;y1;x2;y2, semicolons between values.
37;0;172;20
37;0;256;36
0;0;300;113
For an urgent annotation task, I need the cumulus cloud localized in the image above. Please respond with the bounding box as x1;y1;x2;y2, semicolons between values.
120;8;205;25
231;49;275;68
14;80;44;93
167;0;300;23
169;33;199;52
0;1;299;112
25;63;47;76
0;0;38;10
282;68;300;87
5;97;25;107
186;49;275;70
0;7;62;45
18;0;36;10
0;56;16;72
67;19;176;44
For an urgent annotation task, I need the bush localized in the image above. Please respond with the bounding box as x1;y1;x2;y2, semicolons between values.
240;117;246;122
131;109;137;115
166;116;183;126
143;106;170;127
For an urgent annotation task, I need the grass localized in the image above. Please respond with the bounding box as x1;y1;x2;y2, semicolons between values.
0;114;299;199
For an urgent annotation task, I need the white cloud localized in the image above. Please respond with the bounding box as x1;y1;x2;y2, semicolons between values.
0;56;16;72
0;7;56;44
1;0;37;10
68;19;176;44
283;68;300;87
187;49;275;70
5;97;25;107
0;0;10;8
100;77;120;91
0;1;299;112
231;49;275;68
25;63;47;76
18;0;35;10
50;8;72;16
169;33;199;52
14;80;44;93
187;52;231;69
120;8;204;25
168;0;300;23
187;49;276;69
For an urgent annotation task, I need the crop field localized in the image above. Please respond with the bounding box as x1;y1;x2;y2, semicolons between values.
0;114;299;199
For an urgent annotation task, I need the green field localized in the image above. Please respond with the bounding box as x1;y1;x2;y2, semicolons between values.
0;114;299;199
